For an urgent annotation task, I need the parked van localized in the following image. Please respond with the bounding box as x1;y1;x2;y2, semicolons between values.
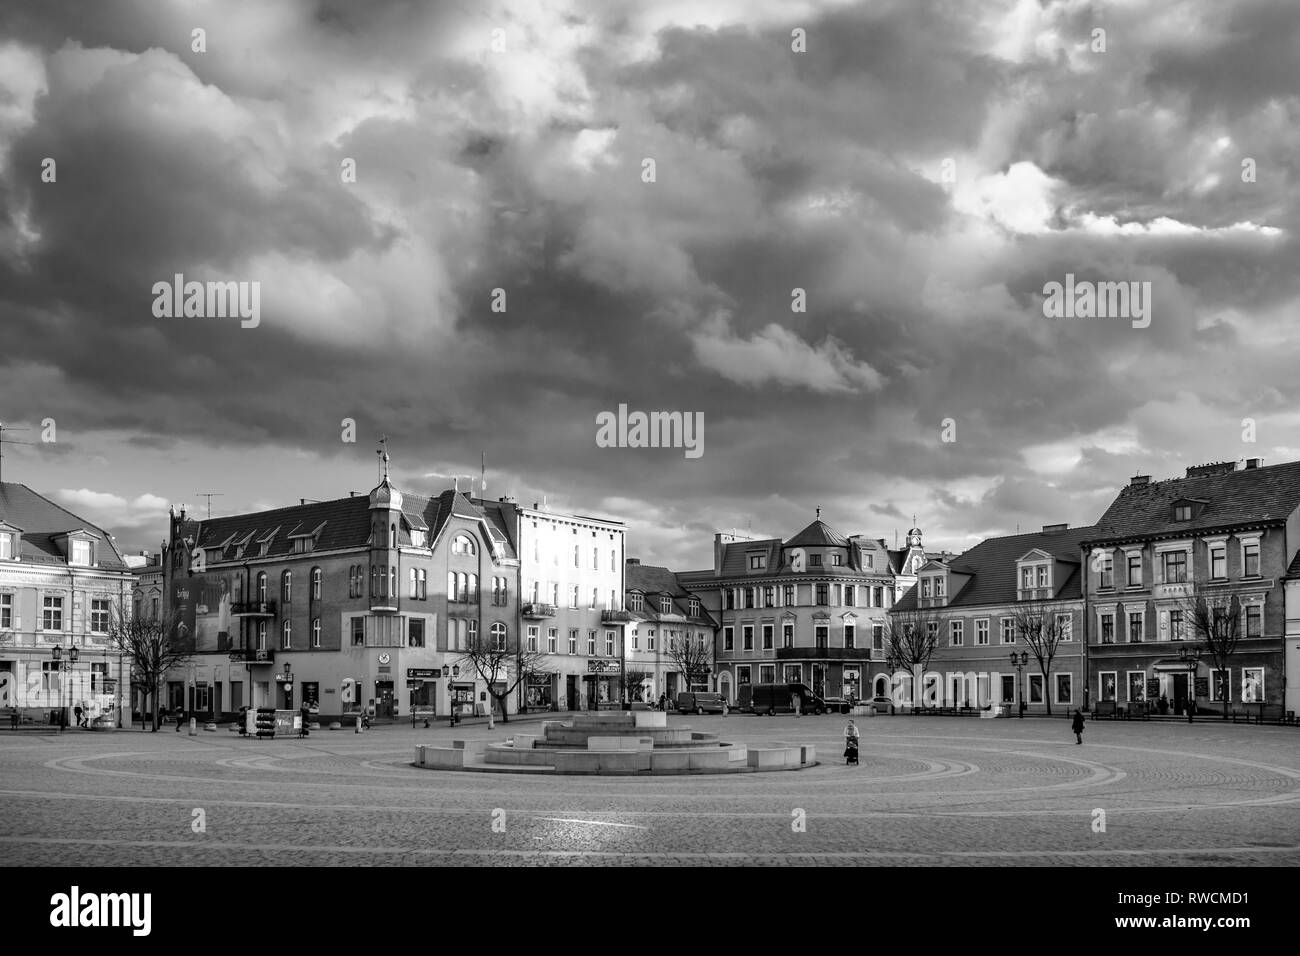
676;692;725;714
749;682;826;716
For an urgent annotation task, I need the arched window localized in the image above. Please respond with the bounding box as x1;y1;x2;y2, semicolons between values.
453;534;476;556
389;566;396;599
447;571;457;602
390;523;397;548
312;618;321;648
371;566;379;598
490;622;507;651
311;567;322;600
282;619;292;649
256;572;267;603
282;571;292;603
257;620;267;650
468;573;478;601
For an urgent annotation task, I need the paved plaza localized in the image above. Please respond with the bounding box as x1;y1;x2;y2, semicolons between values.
1;714;1297;866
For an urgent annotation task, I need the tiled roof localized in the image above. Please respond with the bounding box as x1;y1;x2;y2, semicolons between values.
1086;460;1300;543
785;519;850;548
626;562;717;627
893;525;1095;611
0;482;130;571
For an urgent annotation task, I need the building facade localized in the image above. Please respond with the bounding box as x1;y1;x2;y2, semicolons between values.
680;516;927;705
1081;460;1297;715
164;467;523;722
495;500;627;711
624;559;718;703
0;483;132;726
883;524;1092;713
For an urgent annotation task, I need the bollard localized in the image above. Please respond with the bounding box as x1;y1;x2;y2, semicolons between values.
189;717;197;736
355;715;362;734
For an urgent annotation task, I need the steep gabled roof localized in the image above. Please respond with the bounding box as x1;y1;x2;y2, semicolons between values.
626;562;717;627
785;519;850;548
1087;460;1300;543
0;482;130;571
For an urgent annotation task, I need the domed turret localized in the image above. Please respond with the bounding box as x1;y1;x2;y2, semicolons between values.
369;449;403;511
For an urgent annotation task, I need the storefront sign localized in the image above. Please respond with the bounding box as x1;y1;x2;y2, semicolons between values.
587;660;621;674
407;668;439;678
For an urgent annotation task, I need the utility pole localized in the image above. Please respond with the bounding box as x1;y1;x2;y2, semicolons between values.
0;422;35;483
195;493;223;520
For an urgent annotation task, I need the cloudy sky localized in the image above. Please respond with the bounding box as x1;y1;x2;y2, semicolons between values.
1;0;1297;568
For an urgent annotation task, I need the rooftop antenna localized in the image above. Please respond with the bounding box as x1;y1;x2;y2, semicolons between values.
0;422;35;484
195;492;223;520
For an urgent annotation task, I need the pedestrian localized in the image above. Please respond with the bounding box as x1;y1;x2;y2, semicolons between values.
721;697;729;717
793;691;802;717
175;706;184;732
658;693;666;713
1186;697;1196;724
73;704;83;728
1071;708;1085;745
843;718;861;765
299;700;310;737
9;706;19;730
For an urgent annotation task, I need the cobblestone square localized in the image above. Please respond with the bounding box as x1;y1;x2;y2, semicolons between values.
2;713;1297;866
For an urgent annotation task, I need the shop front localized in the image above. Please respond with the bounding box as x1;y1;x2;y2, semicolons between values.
586;659;620;709
525;673;554;711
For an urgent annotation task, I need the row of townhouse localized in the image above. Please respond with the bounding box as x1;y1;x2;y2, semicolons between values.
885;459;1300;716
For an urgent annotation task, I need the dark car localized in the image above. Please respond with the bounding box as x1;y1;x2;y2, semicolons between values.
749;682;827;716
676;692;725;714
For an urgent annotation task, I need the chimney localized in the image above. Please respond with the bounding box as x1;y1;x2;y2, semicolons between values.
627;557;641;566
1245;458;1262;469
1185;461;1236;479
1130;475;1150;486
1041;523;1068;533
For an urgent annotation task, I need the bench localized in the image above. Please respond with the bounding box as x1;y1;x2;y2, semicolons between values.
1124;701;1150;721
1091;701;1117;720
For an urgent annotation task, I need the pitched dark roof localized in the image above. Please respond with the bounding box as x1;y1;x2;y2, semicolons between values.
1087;460;1300;543
785;519;850;548
0;482;130;571
893;525;1095;611
626;562;717;627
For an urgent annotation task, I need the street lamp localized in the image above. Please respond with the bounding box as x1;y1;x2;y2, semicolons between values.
1009;650;1029;718
51;644;79;730
1179;645;1201;723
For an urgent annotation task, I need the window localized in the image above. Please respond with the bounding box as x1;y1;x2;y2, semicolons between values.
689;597;700;617
351;618;364;646
935;576;946;597
256;620;268;650
873;586;884;607
1028;674;1043;704
760;665;775;684
737;665;751;686
453;535;476;556
844;586;855;606
762;586;774;608
809;554;822;567
527;626;539;653
1127;553;1142;587
1240;667;1264;703
1126;672;1145;703
281;620;292;650
630;592;644;612
568;629;578;655
1100;672;1117;702
312;618;322;647
657;596;670;614
587;631;596;655
151;597;159;619
1210;546;1226;580
43;595;64;631
950;621;963;646
257;572;268;602
1211;669;1230;702
762;624;773;650
783;585;795;606
574;545;580;567
71;539;91;565
1000;617;1015;644
975;619;989;646
592;547;599;570
828;553;841;566
749;554;766;570
547;628;557;653
1099;556;1113;589
348;566;359;598
742;625;754;650
0;593;11;629
589;588;598;610
782;622;794;649
390;566;397;599
743;588;754;609
1242;541;1260;577
1169;609;1185;641
1172;504;1192;521
844;623;856;648
1245;605;1262;638
1128;612;1142;643
815;584;828;605
282;571;292;603
90;598;110;634
605;631;615;656
42;661;58;693
725;590;736;610
723;626;734;651
491;623;507;652
0;533;13;560
570;585;579;609
922;578;931;598
647;628;656;651
493;577;509;605
1162;551;1187;584
1100;613;1114;644
815;625;829;649
1056;613;1073;642
1055;673;1073;705
611;549;617;571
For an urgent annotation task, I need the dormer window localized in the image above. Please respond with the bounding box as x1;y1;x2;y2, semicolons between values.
660;596;672;614
71;539;92;566
629;592;643;612
748;553;766;570
863;553;873;569
921;578;932;598
831;553;842;566
0;532;15;560
689;597;700;616
809;554;822;567
1174;505;1192;521
933;576;946;597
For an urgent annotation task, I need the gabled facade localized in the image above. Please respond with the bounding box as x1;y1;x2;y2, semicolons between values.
0;482;133;725
885;524;1093;712
624;559;718;702
1082;459;1300;714
679;515;918;704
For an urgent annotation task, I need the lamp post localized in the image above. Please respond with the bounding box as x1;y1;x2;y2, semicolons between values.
51;644;79;730
1179;645;1201;724
1009;650;1029;718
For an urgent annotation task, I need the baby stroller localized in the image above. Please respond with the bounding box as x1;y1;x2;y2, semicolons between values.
844;734;859;765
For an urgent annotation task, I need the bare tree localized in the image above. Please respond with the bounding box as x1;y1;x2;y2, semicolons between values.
107;604;191;732
454;632;546;725
882;607;944;708
663;630;714;692
618;669;653;704
1176;592;1242;719
1012;601;1072;716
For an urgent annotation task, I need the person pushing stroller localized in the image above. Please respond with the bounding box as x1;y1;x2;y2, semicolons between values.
844;719;861;765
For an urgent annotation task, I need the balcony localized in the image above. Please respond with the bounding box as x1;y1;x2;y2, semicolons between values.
231;601;277;617
227;647;275;664
600;609;633;624
775;646;873;661
1152;581;1194;601
522;603;558;619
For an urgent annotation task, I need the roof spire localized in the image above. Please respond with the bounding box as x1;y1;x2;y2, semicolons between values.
816;506;821;520
377;435;391;483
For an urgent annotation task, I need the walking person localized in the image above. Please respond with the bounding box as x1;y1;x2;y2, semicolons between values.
843;718;861;765
658;692;666;713
1186;696;1196;724
73;704;83;729
1071;708;1085;745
